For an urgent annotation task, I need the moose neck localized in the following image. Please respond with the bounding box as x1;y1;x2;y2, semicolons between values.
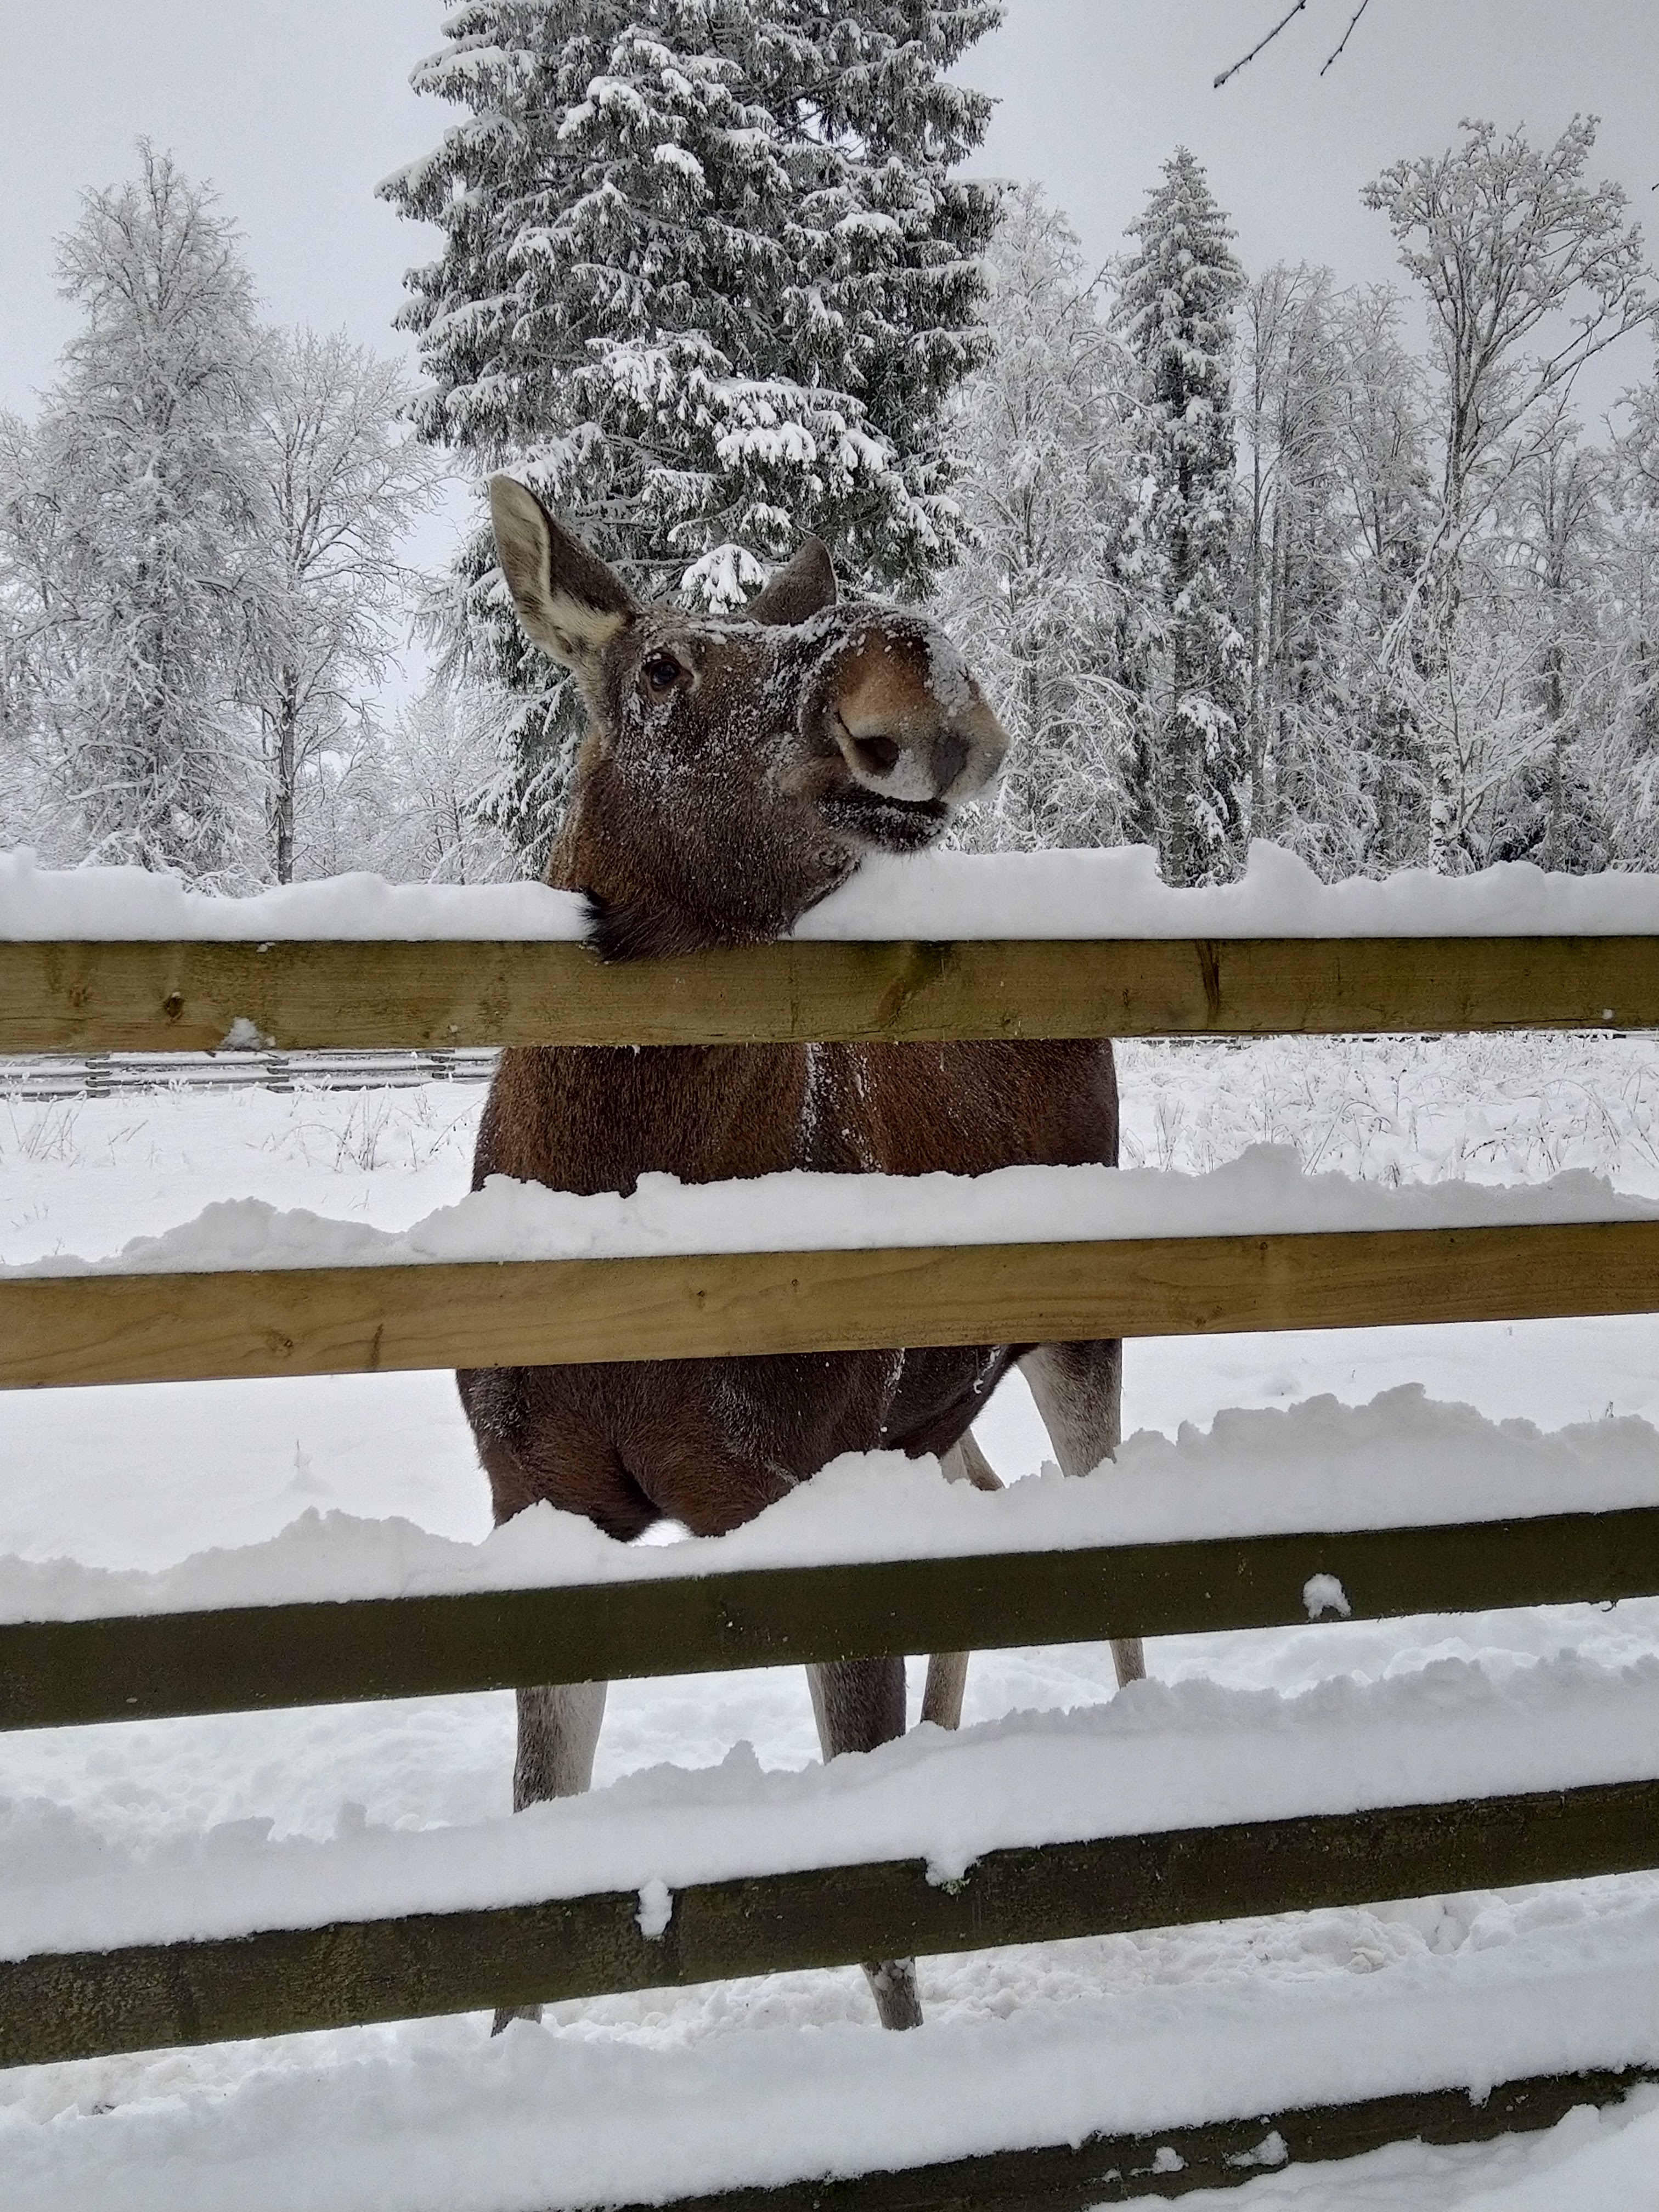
550;741;858;963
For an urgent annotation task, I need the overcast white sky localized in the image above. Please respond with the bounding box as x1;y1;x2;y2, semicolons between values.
1;0;1654;427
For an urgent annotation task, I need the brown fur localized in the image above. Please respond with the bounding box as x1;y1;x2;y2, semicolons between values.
462;1036;1116;1540
466;483;1128;2033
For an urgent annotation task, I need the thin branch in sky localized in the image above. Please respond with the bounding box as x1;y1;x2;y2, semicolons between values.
1213;0;1310;91
1319;0;1374;75
1215;0;1378;90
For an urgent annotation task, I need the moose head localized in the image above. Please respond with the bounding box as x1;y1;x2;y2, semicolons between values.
488;476;1009;959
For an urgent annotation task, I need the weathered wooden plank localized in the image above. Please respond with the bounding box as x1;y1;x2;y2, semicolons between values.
3;1780;1653;2066
4;935;1659;1054
5;1219;1659;1390
594;2066;1659;2210
4;1507;1655;1731
613;2066;1659;2210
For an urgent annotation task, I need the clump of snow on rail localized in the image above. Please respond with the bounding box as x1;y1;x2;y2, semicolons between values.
5;1147;1659;1279
798;840;1659;941
1;1650;1654;1959
5;1387;1657;1622
8;839;1659;939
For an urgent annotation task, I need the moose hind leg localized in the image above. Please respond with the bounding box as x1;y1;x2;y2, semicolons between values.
920;1434;1005;1733
807;1656;922;2030
491;1679;609;2035
1022;1339;1143;1688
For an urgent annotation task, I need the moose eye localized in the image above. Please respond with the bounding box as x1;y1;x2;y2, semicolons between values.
641;652;682;698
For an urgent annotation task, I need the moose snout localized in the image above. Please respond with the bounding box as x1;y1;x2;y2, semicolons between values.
828;629;1008;810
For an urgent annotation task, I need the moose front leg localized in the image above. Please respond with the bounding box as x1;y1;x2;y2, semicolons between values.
806;1656;923;2030
1021;1339;1143;1687
491;1678;609;2034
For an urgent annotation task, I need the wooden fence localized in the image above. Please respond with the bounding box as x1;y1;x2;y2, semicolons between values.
2;933;1657;2206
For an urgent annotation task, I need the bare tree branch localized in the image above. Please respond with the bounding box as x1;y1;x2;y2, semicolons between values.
1214;0;1310;90
1320;0;1375;76
1216;0;1378;89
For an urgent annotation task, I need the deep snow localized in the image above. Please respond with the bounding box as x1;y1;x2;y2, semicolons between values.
5;1386;1659;1623
4;1649;1655;1960
8;1144;1659;1282
2;1033;1659;2208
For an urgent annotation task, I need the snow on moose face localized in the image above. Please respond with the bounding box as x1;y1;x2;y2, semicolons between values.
486;477;1008;912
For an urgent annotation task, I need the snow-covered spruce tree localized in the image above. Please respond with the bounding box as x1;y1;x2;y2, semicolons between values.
10;147;272;881
381;0;1002;862
934;183;1136;852
1112;148;1249;887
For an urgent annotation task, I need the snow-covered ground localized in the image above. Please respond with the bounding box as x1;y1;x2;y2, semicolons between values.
2;1032;1658;2208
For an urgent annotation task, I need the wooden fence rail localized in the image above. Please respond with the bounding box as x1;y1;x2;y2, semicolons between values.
600;2066;1659;2212
5;1779;1654;2068
5;1218;1659;1390
5;934;1659;1053
5;928;1659;2199
4;1506;1656;1732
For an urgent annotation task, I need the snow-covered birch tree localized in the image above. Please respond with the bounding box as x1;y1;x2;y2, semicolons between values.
1362;116;1651;869
381;0;1003;861
1237;262;1372;875
2;146;273;881
1326;284;1435;871
1589;357;1659;864
1488;421;1610;871
373;677;518;884
1113;148;1249;885
0;411;67;853
250;330;446;882
934;184;1135;851
1364;117;1649;602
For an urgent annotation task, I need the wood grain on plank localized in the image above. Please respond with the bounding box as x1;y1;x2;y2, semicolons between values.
5;1220;1659;1390
5;935;1659;1052
4;1508;1655;1732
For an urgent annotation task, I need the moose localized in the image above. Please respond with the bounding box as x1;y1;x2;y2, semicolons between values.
460;477;1132;2033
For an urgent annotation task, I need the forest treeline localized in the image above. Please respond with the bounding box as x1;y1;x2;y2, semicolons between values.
1;4;1655;890
949;141;1659;884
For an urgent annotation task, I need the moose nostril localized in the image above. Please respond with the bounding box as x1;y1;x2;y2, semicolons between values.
933;730;969;792
851;733;901;777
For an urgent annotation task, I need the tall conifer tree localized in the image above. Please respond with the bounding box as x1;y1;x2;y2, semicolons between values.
382;1;1002;858
1113;147;1248;886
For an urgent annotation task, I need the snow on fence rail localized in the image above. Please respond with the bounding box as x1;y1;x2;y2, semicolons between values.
5;1506;1657;1732
7;1783;1656;2070
12;842;1659;1052
3;905;1658;2203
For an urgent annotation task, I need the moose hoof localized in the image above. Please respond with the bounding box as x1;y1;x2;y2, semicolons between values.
865;1957;923;2030
490;2002;544;2036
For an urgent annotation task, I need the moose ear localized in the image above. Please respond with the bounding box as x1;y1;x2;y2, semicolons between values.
746;535;838;627
488;476;638;667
